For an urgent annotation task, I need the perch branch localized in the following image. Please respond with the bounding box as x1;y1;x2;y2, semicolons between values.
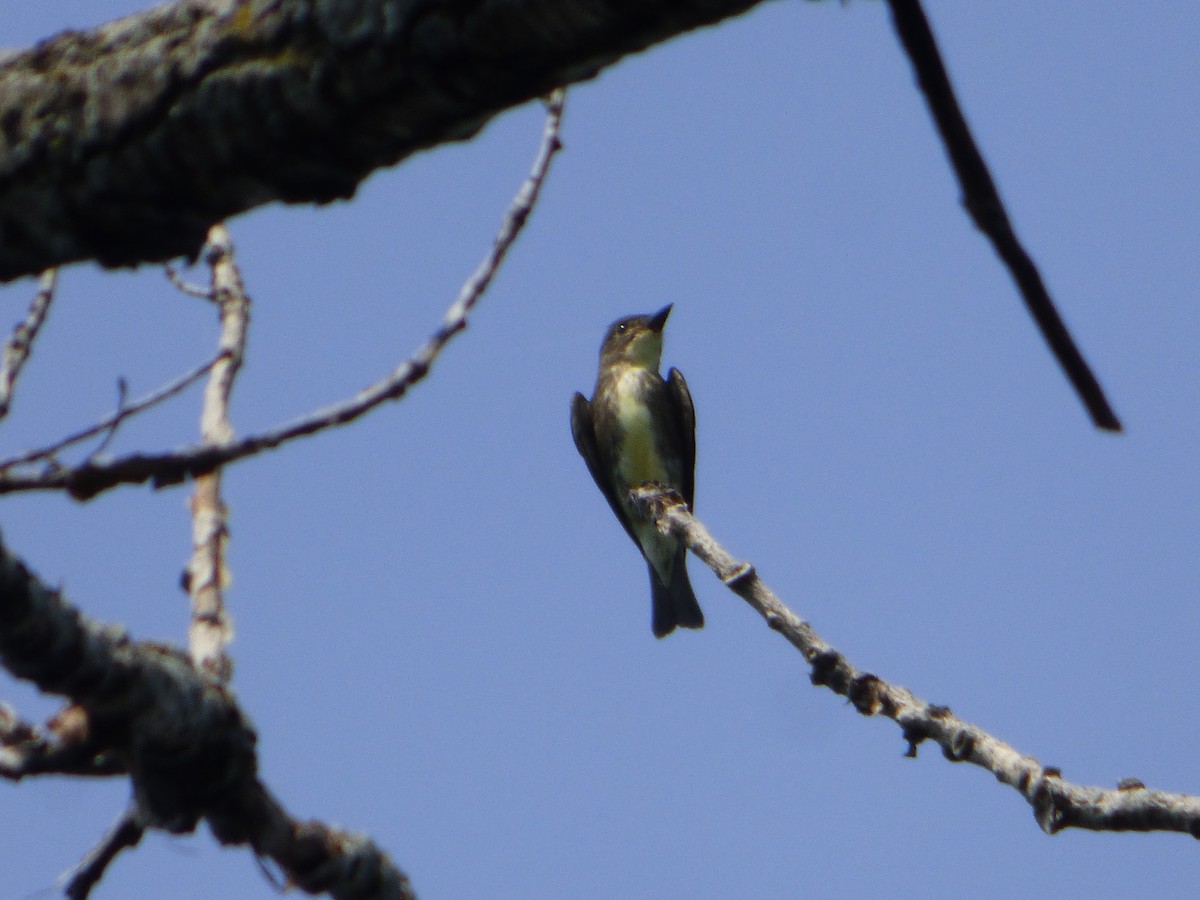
632;484;1200;838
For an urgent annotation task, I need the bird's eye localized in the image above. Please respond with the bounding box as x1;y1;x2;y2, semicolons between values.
617;324;627;333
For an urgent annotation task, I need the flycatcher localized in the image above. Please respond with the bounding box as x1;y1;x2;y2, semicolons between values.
571;304;704;638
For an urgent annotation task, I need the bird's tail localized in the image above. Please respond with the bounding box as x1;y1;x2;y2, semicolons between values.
650;551;704;638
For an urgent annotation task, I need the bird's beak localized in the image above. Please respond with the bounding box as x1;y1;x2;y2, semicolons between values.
647;304;673;333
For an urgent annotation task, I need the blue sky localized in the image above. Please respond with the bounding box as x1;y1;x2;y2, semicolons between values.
2;2;1199;898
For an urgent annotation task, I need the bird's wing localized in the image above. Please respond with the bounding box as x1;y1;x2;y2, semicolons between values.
571;392;642;549
666;368;696;510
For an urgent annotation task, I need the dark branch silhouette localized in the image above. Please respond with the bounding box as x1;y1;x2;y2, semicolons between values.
0;533;415;899
885;0;1121;432
63;810;145;900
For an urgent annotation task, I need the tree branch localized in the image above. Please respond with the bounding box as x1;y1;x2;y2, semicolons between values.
0;702;126;780
0;357;219;474
0;269;57;418
2;1;1119;436
631;485;1200;838
885;0;1121;432
0;0;765;281
184;225;247;682
0;89;567;502
0;532;415;898
62;807;146;900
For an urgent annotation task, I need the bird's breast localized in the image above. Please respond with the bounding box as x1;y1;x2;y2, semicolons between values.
612;369;669;488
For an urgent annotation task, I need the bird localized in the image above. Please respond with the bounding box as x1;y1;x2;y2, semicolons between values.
570;304;704;638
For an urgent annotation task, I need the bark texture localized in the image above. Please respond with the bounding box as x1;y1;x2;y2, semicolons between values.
0;0;771;281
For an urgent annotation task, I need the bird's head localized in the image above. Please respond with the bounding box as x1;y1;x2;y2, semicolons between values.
599;304;672;370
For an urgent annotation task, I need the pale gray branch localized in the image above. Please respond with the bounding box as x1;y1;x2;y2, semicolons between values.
0;89;566;502
0;269;56;418
631;484;1200;839
165;264;217;301
184;224;247;681
0;0;767;281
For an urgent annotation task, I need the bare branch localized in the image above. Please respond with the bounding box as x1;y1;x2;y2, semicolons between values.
0;90;567;502
184;224;247;681
0;0;762;280
165;264;216;301
885;0;1121;432
632;485;1200;838
0;703;127;780
62;807;145;900
0;357;218;473
0;269;56;419
0;533;415;898
81;377;129;464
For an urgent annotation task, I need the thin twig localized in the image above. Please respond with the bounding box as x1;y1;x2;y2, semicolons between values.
61;807;145;900
82;377;128;464
632;485;1200;838
0;89;568;502
0;269;57;419
184;224;246;681
0;356;219;473
886;0;1121;432
164;264;215;301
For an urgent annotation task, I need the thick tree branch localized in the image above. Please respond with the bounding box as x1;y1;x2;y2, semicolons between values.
0;533;415;898
632;485;1200;838
885;0;1121;432
0;0;768;281
0;89;566;502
